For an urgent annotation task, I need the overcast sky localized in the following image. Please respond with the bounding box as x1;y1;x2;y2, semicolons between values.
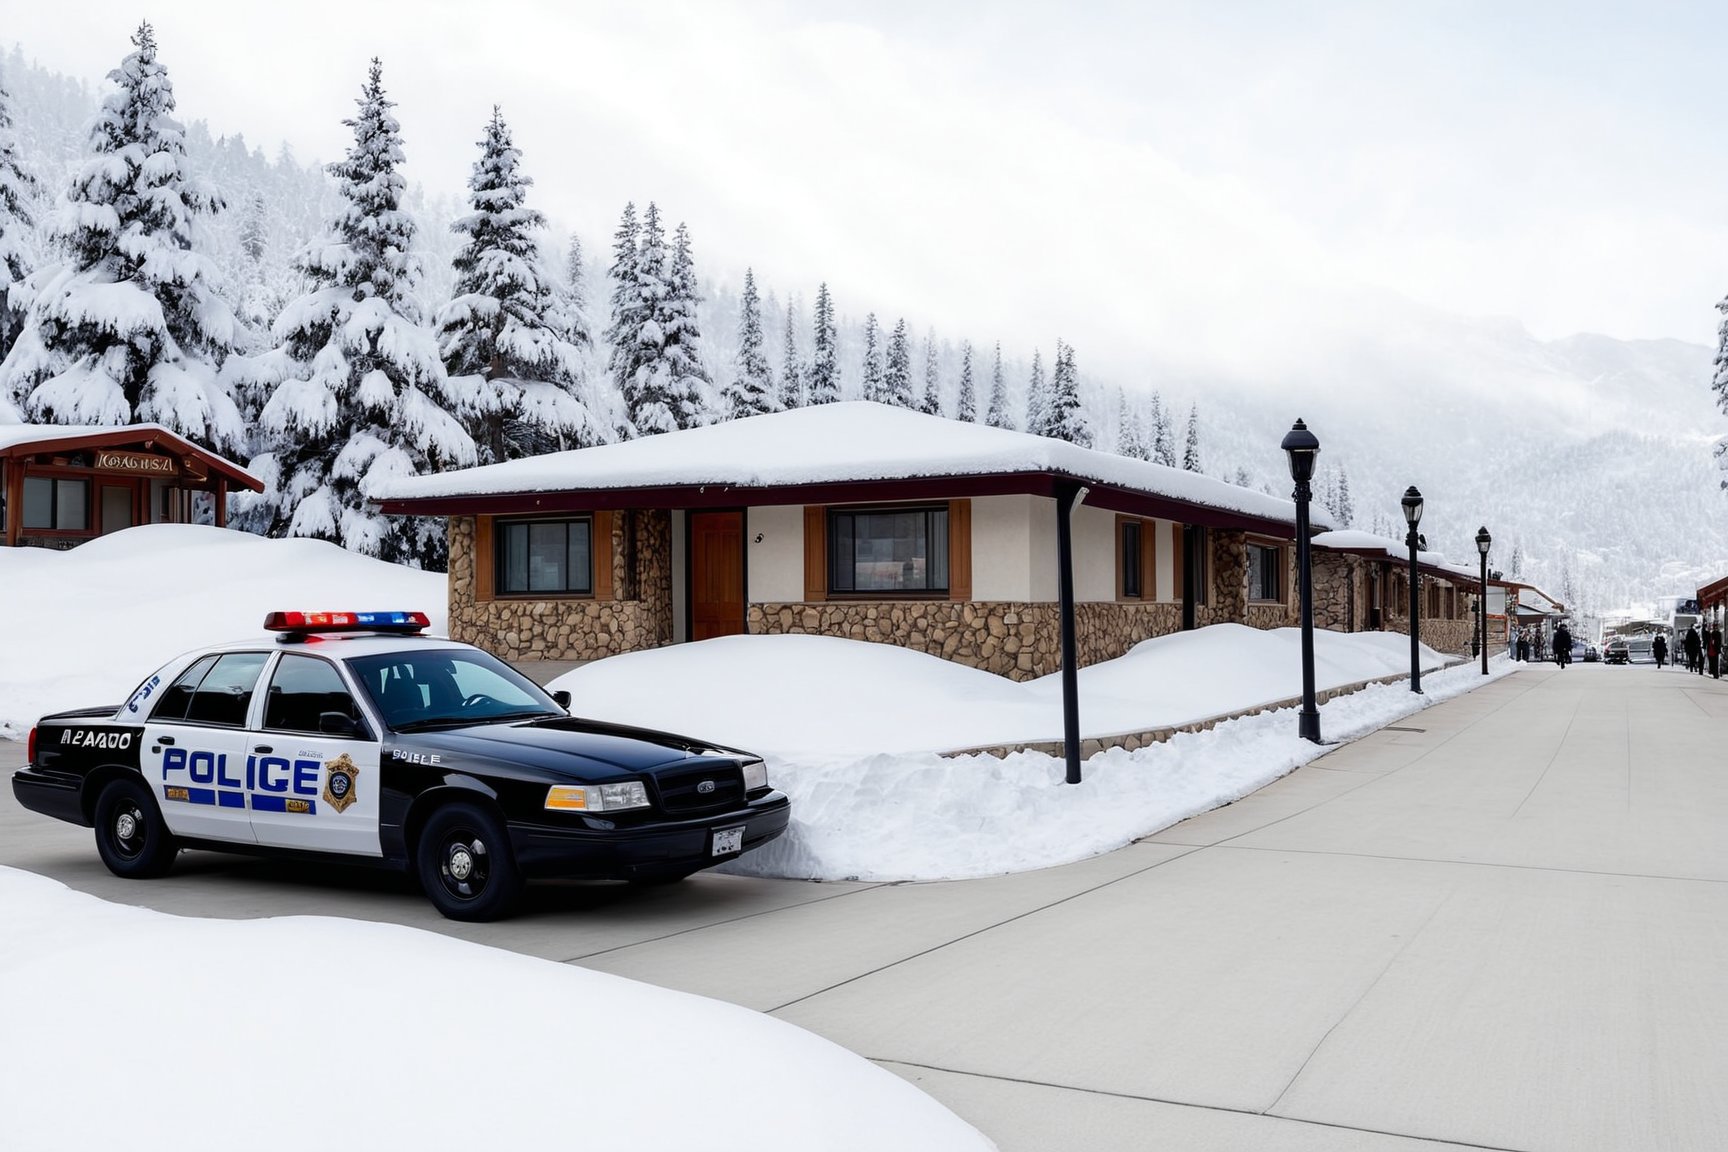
9;0;1728;382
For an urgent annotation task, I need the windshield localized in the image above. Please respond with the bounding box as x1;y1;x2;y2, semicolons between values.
345;648;565;732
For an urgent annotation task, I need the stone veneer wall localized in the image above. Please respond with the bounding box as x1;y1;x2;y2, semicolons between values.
446;512;674;662
1312;552;1367;632
747;599;1186;681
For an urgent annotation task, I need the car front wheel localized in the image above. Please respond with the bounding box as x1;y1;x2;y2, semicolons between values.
416;801;524;922
93;778;178;879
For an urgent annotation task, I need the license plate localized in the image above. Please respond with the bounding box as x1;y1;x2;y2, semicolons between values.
712;826;744;856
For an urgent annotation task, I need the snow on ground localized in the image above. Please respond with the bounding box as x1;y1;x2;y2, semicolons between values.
0;524;445;739
552;632;1514;882
0;868;992;1152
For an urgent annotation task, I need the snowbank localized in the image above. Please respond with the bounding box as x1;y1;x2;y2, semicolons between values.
0;524;445;738
0;868;992;1152
551;626;1455;756
551;631;1510;882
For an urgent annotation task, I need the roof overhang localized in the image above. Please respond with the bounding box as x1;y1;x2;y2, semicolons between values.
1313;544;1481;587
375;470;1309;538
0;425;263;492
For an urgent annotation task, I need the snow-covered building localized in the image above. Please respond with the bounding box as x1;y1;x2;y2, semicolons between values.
1311;530;1484;655
372;402;1335;678
0;424;262;548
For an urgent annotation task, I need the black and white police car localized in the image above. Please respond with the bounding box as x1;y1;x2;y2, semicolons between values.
11;611;790;921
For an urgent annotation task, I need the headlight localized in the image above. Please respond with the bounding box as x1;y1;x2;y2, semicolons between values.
741;758;769;792
544;781;650;813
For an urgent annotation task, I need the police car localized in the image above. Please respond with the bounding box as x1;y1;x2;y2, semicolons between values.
11;611;790;921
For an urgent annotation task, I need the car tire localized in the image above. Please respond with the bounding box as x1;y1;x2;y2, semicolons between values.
416;801;524;922
93;777;178;879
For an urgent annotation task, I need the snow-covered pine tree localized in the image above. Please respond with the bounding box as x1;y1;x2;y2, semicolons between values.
660;220;712;425
1025;349;1048;435
1335;464;1354;526
883;318;913;407
1713;290;1728;483
435;106;594;463
617;206;707;434
0;23;242;449
0;66;36;366
239;58;473;566
547;233;592;352
1116;390;1148;459
1182;404;1202;471
860;312;883;402
920;330;941;415
1043;339;1090;446
808;282;840;403
1152;392;1176;467
1233;466;1252;487
604;201;642;414
721;266;775;419
985;341;1010;429
955;341;976;422
779;296;804;408
1510;539;1523;578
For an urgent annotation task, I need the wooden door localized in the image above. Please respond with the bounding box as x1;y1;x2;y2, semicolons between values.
690;511;745;641
100;483;135;535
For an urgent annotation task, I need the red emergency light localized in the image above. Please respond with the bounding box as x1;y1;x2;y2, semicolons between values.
264;611;431;634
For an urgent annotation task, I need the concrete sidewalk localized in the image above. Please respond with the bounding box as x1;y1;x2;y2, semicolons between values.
5;662;1726;1150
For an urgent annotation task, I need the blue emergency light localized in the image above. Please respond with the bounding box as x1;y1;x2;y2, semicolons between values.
264;611;431;634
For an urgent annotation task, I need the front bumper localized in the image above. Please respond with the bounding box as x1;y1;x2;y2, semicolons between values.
508;791;791;880
12;766;91;827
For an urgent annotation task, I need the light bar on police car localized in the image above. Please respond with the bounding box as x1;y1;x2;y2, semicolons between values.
263;611;431;633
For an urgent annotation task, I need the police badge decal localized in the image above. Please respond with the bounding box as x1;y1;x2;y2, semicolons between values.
323;753;359;813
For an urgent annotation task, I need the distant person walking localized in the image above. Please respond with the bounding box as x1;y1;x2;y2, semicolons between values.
1709;626;1722;680
1684;625;1702;675
1517;627;1531;662
1553;622;1573;668
1652;632;1668;669
1535;628;1546;662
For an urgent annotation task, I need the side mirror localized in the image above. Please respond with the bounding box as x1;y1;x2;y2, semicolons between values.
551;689;572;710
319;711;361;738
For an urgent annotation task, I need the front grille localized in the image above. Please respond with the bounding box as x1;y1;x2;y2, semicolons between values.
654;762;745;816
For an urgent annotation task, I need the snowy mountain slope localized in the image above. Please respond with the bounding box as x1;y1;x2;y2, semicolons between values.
4;48;1723;611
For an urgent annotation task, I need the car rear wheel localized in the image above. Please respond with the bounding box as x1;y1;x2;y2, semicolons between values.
416;801;524;922
93;778;178;879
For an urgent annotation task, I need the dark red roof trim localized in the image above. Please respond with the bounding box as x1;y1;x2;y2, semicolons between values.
375;471;1307;538
0;427;263;491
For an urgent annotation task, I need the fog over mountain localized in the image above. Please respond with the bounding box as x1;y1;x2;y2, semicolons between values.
3;44;1723;612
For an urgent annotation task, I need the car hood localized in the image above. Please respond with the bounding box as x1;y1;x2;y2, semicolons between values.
390;716;750;781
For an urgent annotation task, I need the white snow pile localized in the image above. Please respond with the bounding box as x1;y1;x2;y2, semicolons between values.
0;868;993;1152
551;631;1514;882
0;524;445;738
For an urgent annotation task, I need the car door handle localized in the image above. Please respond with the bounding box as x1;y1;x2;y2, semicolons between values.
253;745;272;754
157;735;175;746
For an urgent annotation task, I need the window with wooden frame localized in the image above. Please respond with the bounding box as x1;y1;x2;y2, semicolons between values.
22;475;89;531
1427;582;1441;618
1173;525;1209;605
1116;515;1158;600
1246;541;1284;603
804;500;971;601
495;516;595;596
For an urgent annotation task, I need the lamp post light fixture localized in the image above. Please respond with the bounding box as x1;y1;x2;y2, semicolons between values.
1476;526;1492;676
1282;418;1322;743
1402;486;1424;693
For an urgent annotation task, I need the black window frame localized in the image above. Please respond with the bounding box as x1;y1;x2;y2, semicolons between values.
1247;542;1282;603
826;504;950;597
153;652;270;729
22;475;90;532
494;515;595;597
1121;521;1143;599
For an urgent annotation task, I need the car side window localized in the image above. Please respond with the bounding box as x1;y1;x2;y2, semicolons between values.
183;653;270;728
263;654;363;736
150;655;219;723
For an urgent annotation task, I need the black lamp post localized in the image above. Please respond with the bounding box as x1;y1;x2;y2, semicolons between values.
1476;526;1492;675
1402;486;1424;693
1282;418;1322;743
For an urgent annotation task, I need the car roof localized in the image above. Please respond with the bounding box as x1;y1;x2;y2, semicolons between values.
191;633;475;661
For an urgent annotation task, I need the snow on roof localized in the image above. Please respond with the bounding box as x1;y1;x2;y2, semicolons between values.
371;401;1327;529
0;422;257;483
1312;528;1479;582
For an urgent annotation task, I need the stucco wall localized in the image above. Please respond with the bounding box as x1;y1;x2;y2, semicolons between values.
745;505;804;603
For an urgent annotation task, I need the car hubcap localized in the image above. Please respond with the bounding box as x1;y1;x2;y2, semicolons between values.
116;812;137;841
440;834;490;899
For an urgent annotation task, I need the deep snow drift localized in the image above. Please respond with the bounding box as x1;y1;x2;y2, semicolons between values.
0;868;993;1152
0;524;445;738
552;632;1511;882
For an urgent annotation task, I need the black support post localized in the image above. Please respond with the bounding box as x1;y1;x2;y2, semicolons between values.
1407;531;1423;694
1056;480;1084;785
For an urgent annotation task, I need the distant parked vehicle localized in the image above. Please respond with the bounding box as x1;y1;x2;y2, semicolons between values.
1604;638;1630;665
1578;643;1600;663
